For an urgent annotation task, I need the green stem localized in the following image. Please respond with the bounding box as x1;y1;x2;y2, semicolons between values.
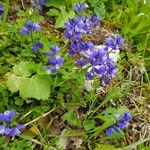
25;108;55;126
122;136;150;150
3;0;9;23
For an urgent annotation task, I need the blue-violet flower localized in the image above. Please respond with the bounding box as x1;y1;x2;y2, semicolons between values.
0;5;4;15
74;2;88;12
33;41;44;53
106;112;132;135
20;21;41;35
0;109;15;122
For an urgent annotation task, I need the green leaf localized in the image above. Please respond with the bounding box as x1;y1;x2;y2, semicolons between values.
104;87;122;103
15;97;24;106
83;120;95;131
36;63;47;75
13;61;34;77
117;106;129;114
7;73;23;93
87;0;99;6
63;112;81;126
46;0;66;11
46;9;59;17
55;10;75;28
106;129;124;140
94;3;106;19
95;144;119;150
20;75;51;100
65;0;85;7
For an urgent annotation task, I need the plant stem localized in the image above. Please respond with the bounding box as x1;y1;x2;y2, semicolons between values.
3;0;9;23
25;108;55;126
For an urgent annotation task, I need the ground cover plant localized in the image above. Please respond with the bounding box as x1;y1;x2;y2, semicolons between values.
0;0;150;149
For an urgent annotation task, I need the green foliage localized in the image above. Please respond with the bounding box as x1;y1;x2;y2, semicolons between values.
0;0;150;149
55;10;75;28
13;61;33;77
95;144;119;150
7;73;23;93
9;140;36;150
83;119;95;131
63;112;81;126
7;74;51;100
46;0;76;28
19;75;51;100
0;137;35;150
87;0;106;18
46;0;66;10
94;106;129;135
103;87;122;104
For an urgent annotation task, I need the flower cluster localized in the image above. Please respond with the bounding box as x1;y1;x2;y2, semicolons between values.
0;110;25;136
44;45;64;74
105;35;124;50
64;15;100;41
106;112;132;135
85;46;118;84
0;4;4;15
74;2;88;12
20;21;41;35
20;21;64;74
64;3;124;84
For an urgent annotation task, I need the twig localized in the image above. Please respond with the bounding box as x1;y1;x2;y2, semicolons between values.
20;0;25;10
19;110;33;121
25;108;55;126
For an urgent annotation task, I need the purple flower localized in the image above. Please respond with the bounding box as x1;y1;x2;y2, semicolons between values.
69;42;77;55
0;5;4;15
20;27;30;35
21;21;41;35
93;65;106;75
45;46;64;74
0;124;25;136
121;112;132;122
50;45;60;54
69;40;94;56
44;51;53;57
116;120;127;129
91;15;100;28
63;13;123;85
33;45;38;53
35;41;44;48
105;37;116;49
105;35;124;50
32;41;44;53
48;56;64;67
101;75;110;85
45;57;64;74
116;35;124;49
106;126;119;135
74;3;88;12
25;21;41;31
9;125;25;136
0;125;10;135
40;0;46;5
85;72;94;80
0;110;15;122
64;16;91;40
0;109;26;137
85;46;117;83
48;56;58;66
106;112;132;136
76;59;87;67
